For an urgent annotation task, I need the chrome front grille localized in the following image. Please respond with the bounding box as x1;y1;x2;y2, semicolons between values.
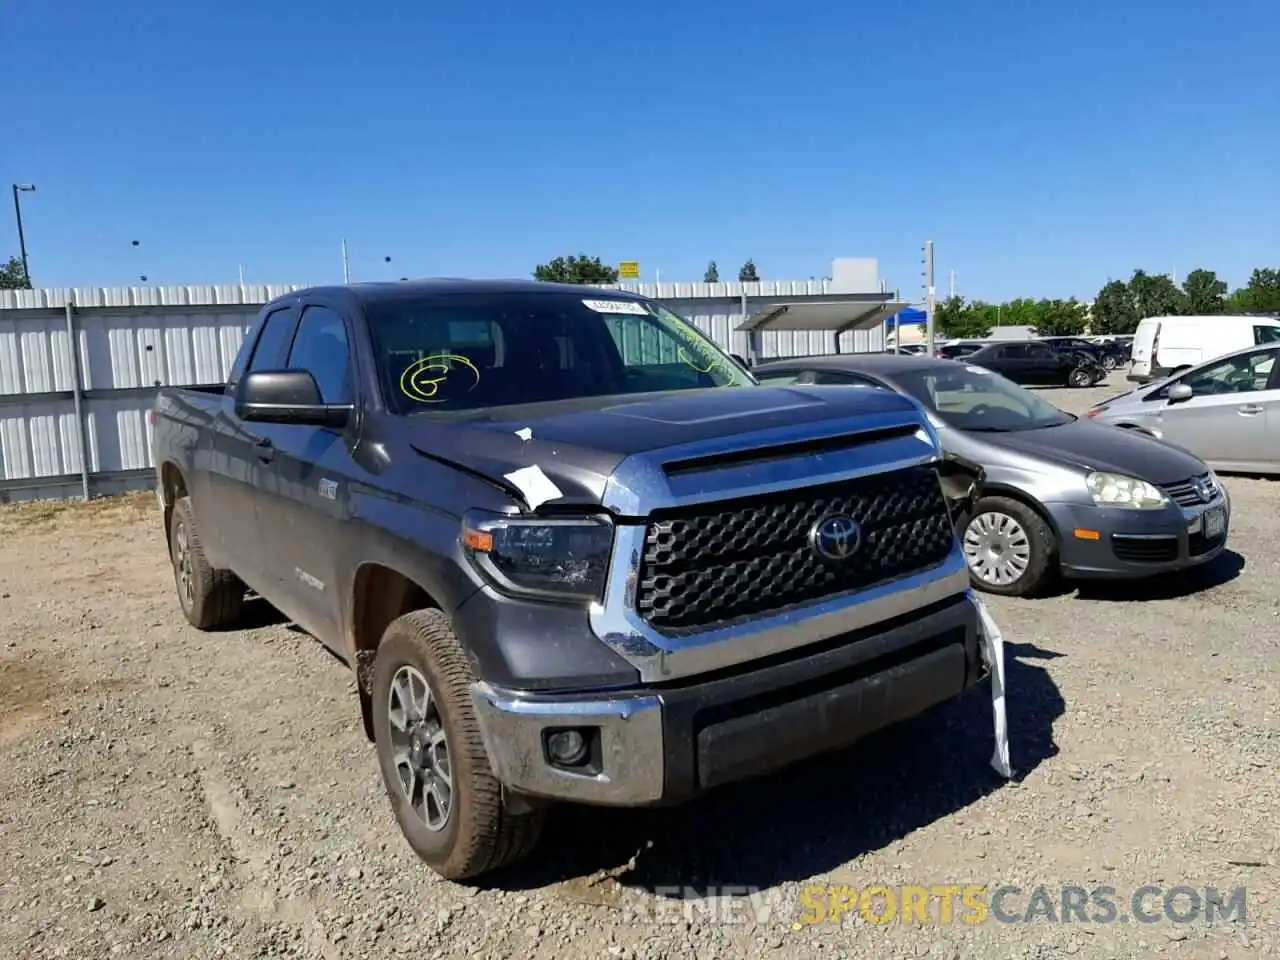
1159;472;1218;508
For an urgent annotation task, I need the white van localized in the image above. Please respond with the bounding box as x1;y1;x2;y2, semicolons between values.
1128;314;1280;382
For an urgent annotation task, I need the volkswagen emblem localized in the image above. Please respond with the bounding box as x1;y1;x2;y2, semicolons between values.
809;514;861;562
1192;477;1214;503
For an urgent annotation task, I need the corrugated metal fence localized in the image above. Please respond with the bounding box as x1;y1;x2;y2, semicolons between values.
0;280;884;501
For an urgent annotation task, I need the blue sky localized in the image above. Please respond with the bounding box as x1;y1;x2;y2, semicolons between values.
7;0;1278;301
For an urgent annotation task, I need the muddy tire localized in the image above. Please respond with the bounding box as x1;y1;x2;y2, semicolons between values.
169;496;246;630
960;495;1058;598
371;609;545;881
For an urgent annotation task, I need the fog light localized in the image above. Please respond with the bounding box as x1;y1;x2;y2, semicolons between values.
546;729;588;767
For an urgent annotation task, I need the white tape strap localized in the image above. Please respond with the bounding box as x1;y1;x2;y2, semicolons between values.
973;595;1013;779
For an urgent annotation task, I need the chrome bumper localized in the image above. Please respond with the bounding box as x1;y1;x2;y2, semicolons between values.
471;590;983;806
471;683;666;804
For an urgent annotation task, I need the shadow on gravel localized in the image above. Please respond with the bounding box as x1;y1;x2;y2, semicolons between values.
219;597;289;631
484;642;1065;895
1063;548;1245;602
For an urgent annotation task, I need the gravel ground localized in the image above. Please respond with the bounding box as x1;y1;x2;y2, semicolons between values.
2;373;1278;960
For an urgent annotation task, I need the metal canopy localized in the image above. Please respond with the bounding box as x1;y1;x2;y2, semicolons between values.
736;296;912;335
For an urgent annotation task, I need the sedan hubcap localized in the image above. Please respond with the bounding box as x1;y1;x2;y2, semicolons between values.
963;512;1032;586
387;666;452;832
173;522;194;607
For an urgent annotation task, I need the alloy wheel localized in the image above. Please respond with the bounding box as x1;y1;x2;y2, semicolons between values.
386;665;453;832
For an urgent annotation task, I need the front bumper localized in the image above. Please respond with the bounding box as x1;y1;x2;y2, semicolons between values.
471;593;984;806
1045;492;1230;579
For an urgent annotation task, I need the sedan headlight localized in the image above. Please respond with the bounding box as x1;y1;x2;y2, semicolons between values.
1085;472;1168;509
461;509;613;602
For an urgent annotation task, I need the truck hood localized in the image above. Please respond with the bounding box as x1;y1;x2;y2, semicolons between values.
406;385;924;509
975;417;1207;485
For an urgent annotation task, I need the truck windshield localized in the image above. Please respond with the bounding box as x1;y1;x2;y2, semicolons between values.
364;292;755;414
894;366;1074;432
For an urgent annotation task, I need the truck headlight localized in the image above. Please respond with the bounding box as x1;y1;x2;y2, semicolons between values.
1085;472;1168;509
461;509;613;602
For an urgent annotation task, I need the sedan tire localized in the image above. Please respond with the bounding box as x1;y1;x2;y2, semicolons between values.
1067;367;1094;388
960;496;1058;597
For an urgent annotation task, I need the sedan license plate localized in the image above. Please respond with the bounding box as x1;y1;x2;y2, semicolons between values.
1203;506;1226;539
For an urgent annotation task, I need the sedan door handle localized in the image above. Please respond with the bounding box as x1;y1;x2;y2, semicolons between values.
1238;404;1263;415
251;436;275;461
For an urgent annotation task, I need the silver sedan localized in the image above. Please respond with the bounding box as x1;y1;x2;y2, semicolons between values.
1088;342;1280;474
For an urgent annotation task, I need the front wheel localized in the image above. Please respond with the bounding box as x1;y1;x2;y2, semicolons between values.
961;496;1057;597
1101;354;1119;371
1067;367;1093;387
371;609;545;881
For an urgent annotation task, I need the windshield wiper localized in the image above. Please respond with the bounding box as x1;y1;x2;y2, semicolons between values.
965;426;1013;433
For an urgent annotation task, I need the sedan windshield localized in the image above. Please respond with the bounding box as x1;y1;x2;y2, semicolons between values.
365;292;755;414
893;365;1074;431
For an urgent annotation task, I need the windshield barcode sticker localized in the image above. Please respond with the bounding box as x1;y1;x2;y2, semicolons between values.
582;299;649;315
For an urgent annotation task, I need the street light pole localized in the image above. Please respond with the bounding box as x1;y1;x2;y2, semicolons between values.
11;183;36;285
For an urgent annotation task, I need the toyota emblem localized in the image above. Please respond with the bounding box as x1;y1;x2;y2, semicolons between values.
809;514;862;561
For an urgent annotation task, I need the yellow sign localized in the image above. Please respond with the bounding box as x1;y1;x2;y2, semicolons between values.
618;260;640;279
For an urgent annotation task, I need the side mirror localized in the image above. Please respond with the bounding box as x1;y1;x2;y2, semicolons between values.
1167;383;1194;403
236;369;353;427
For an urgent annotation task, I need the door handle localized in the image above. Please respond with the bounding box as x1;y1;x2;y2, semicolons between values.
1238;404;1263;415
251;436;275;461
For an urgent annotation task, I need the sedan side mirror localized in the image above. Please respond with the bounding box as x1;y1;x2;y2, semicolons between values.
1167;383;1194;403
236;369;353;427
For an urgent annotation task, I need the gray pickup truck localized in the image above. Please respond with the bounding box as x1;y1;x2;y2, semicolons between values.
151;279;986;880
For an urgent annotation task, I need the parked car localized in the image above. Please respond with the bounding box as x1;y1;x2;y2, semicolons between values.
1037;335;1128;371
935;341;986;360
963;341;1107;387
753;354;1230;597
1089;341;1280;474
150;279;988;880
1128;314;1280;383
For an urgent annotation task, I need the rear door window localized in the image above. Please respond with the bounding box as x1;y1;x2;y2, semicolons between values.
247;307;298;374
287;305;354;404
1253;325;1280;345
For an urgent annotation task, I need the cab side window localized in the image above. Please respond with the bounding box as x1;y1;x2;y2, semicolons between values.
287;305;354;404
1025;344;1056;360
246;308;297;375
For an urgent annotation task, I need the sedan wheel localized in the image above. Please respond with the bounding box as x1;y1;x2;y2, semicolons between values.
1068;368;1092;387
960;496;1057;597
963;512;1031;587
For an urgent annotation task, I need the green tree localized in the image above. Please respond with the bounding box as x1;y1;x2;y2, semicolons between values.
1029;298;1088;337
1129;270;1187;318
703;261;720;283
532;255;618;285
1226;268;1280;312
1182;268;1227;314
0;256;31;290
1090;279;1138;334
738;259;760;283
933;295;993;339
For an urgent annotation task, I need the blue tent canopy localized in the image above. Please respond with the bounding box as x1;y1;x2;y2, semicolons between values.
886;307;927;326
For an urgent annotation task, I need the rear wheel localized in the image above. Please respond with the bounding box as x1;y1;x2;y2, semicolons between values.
169;496;245;629
1101;354;1119;371
961;496;1057;597
1067;367;1093;387
371;609;545;881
